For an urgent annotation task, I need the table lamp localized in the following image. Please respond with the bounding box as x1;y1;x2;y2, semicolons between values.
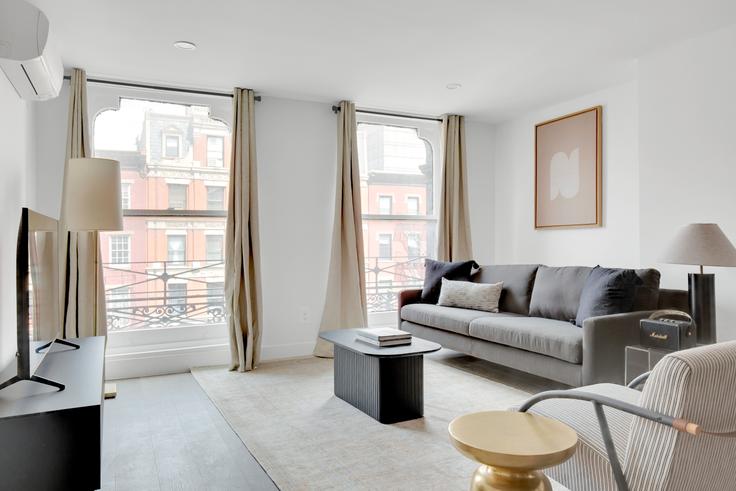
63;157;123;398
660;223;736;344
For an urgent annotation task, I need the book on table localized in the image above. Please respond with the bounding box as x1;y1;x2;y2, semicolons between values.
356;336;412;347
355;328;411;347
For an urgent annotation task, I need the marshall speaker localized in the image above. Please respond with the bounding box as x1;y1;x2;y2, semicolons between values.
640;310;696;351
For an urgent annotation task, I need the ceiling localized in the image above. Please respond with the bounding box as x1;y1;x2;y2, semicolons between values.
29;0;736;122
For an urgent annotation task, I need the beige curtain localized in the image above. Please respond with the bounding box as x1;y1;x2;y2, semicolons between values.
224;88;263;372
314;101;367;358
60;68;107;338
437;115;473;261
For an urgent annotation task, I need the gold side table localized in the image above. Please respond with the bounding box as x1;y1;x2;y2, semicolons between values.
449;411;578;491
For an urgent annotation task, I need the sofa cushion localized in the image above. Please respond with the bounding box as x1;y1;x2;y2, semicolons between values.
632;268;661;311
529;266;592;321
472;264;540;315
400;304;521;336
469;316;583;364
420;259;478;304
575;266;641;327
437;278;503;312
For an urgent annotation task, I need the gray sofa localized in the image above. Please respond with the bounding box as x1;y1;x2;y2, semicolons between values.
398;264;689;387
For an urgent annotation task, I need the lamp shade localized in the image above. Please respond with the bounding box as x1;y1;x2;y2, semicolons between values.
660;223;736;267
63;158;124;231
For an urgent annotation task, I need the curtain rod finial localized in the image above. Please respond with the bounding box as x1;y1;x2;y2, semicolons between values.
332;105;341;114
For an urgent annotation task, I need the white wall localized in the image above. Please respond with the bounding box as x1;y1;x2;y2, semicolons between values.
492;81;640;267
639;24;736;341
0;76;32;371
255;97;336;359
465;120;495;265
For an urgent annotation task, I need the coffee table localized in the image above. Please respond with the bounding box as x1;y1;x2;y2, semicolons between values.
449;411;578;491
319;328;441;424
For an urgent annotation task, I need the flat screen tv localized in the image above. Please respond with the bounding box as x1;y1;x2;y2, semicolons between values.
0;208;72;392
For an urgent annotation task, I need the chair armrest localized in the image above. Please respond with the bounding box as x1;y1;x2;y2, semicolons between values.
397;289;422;327
582;311;654;385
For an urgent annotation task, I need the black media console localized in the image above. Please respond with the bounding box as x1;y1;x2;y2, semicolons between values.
0;336;105;490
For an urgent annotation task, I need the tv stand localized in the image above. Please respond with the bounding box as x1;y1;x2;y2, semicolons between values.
35;337;81;354
0;373;65;392
0;336;105;490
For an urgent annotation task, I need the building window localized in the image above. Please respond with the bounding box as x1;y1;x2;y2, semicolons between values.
109;235;131;265
378;234;392;259
207;136;224;168
406;232;421;258
407;196;420;215
164;134;181;158
167;283;187;312
167;235;186;264
207;186;225;210
206;235;224;262
357;115;440;315
207;281;224;307
168;184;188;210
378;195;393;215
121;183;131;210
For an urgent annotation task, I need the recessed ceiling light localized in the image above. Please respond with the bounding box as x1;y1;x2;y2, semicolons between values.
173;41;197;50
446;83;462;90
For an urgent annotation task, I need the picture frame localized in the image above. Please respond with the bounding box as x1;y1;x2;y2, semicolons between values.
534;106;602;229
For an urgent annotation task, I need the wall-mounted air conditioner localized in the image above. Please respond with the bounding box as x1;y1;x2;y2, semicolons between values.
0;0;63;101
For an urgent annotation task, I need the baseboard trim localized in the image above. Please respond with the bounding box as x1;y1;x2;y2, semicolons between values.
105;343;230;380
105;341;318;380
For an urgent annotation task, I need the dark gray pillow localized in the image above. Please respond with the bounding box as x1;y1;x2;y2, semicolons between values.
575;266;641;327
421;259;478;304
529;266;592;321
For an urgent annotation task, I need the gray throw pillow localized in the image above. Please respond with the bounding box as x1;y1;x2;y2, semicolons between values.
575;266;641;327
421;259;478;304
437;278;503;312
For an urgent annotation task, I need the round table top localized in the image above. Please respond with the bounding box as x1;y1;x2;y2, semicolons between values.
449;411;578;470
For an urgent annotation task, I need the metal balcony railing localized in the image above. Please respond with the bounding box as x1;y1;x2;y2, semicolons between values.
364;255;426;313
103;255;428;331
103;259;225;332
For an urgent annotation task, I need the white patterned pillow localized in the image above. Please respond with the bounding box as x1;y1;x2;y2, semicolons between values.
437;278;503;312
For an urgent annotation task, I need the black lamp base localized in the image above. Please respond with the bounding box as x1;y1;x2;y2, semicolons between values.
688;273;716;344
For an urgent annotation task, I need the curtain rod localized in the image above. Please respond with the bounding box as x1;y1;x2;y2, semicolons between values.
331;105;442;122
62;75;262;101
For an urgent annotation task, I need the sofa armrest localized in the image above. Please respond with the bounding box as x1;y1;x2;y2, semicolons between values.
582;310;654;386
397;289;422;327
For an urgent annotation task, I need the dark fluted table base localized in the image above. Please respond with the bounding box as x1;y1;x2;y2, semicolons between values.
333;345;424;424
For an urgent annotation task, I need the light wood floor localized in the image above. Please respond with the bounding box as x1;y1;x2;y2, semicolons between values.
102;372;278;491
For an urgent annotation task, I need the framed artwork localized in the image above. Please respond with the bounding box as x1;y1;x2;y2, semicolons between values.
535;106;602;229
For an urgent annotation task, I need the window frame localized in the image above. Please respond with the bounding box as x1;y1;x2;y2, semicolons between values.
206;185;225;211
163;133;182;159
356;113;441;326
205;234;224;262
377;233;393;259
120;182;132;210
378;195;393;215
109;234;131;266
167;183;188;210
406;195;420;215
166;233;187;265
206;135;225;168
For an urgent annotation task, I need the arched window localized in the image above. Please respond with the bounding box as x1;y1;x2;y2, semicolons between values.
94;98;231;333
356;115;441;319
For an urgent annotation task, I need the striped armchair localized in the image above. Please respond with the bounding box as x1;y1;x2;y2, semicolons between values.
519;341;736;491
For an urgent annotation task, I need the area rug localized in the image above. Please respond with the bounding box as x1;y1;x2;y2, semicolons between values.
192;354;556;490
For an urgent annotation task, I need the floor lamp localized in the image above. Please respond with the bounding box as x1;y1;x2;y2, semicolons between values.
63;157;123;397
661;223;736;344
